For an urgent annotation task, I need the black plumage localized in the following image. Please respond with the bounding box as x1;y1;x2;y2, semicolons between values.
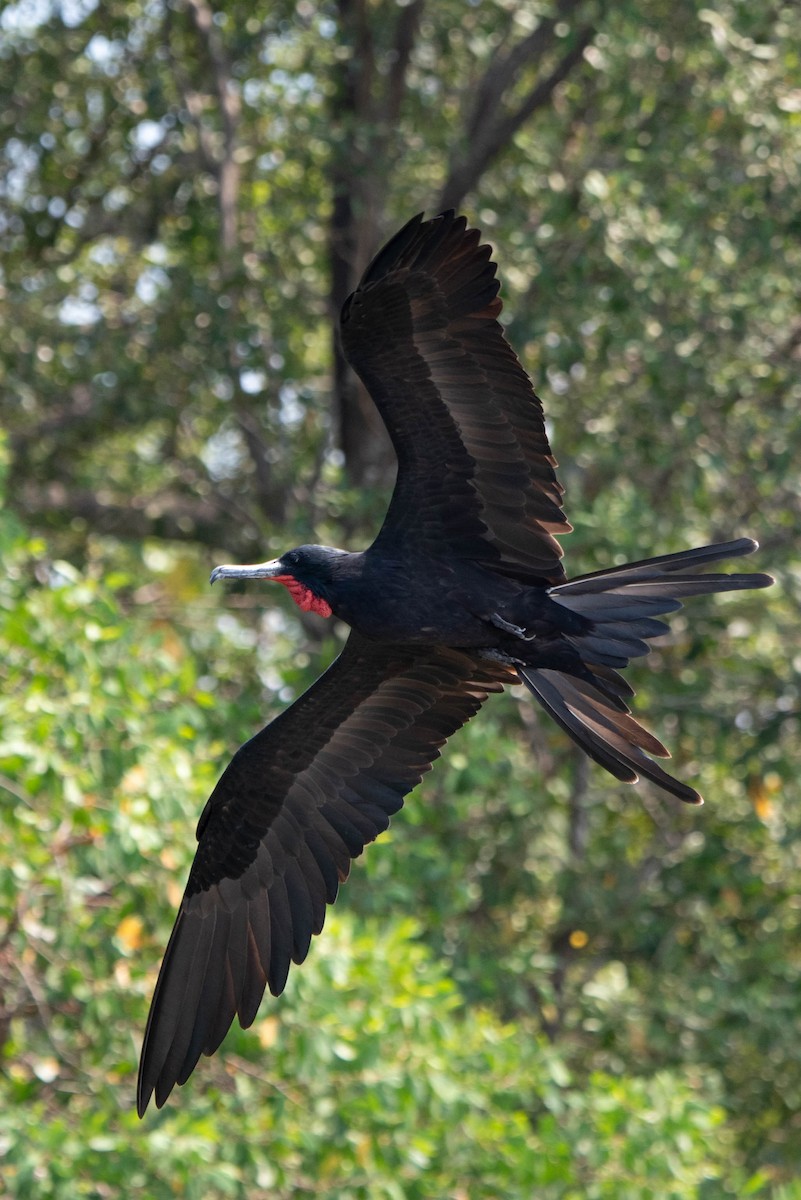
137;211;771;1115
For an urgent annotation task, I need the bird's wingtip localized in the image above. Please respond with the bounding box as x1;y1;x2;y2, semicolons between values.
136;1083;151;1119
136;1057;169;1117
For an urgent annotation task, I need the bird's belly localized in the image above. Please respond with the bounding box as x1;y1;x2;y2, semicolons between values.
348;599;489;646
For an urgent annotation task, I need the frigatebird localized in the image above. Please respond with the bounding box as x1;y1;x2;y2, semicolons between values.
137;210;771;1114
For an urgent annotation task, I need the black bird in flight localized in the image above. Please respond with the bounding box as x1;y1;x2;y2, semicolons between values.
137;211;771;1114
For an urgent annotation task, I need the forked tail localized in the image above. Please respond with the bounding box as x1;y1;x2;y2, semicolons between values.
517;538;772;802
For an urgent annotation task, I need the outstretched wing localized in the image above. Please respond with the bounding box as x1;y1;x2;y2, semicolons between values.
137;633;511;1115
340;210;570;586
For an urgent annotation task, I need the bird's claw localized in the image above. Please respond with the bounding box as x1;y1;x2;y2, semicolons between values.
489;612;532;640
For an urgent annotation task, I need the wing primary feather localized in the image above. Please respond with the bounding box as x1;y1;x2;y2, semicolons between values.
178;908;238;1081
146;905;226;1112
204;954;238;1068
267;874;294;996
245;884;273;980
237;919;269;1028
282;855;316;964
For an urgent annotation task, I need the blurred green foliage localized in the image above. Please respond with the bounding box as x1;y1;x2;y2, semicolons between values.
0;477;790;1196
1;0;799;1195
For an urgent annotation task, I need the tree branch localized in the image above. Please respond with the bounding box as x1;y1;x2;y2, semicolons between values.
185;0;241;256
232;406;288;526
439;22;596;211
13;481;255;551
338;0;377;118
386;0;425;125
465;7;572;141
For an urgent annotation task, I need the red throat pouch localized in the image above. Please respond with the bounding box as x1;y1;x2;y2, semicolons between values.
274;575;333;618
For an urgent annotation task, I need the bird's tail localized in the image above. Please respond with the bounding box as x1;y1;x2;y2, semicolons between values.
517;538;772;802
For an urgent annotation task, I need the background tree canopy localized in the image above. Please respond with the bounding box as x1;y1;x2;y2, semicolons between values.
0;0;798;1195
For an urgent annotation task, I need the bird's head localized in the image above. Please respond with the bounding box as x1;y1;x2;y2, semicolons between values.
210;544;350;617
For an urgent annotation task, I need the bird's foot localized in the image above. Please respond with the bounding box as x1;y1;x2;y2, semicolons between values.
489;612;533;640
478;647;525;666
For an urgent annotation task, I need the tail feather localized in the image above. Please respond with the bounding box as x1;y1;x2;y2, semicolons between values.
556;538;771;596
590;663;635;704
518;667;702;803
519;539;773;802
550;539;772;670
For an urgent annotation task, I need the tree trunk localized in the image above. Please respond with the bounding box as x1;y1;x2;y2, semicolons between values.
329;0;598;486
